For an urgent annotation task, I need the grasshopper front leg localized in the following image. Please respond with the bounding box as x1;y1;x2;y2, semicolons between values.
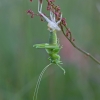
33;43;59;49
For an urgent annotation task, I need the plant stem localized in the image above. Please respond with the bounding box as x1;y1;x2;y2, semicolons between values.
60;24;100;65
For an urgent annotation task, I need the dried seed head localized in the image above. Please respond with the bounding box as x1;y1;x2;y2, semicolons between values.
61;18;67;26
27;9;34;18
48;0;55;3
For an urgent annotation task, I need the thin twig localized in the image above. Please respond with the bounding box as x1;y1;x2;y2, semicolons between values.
60;24;100;65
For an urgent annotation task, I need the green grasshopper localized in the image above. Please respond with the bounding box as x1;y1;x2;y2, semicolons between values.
33;1;65;100
33;30;65;73
33;30;65;100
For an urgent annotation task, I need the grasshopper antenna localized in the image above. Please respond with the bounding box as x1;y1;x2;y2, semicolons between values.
33;63;52;100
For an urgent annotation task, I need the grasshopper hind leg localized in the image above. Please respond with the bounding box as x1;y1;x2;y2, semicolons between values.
57;64;66;75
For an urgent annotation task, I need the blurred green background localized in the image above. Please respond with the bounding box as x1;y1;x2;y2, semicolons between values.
0;0;100;100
